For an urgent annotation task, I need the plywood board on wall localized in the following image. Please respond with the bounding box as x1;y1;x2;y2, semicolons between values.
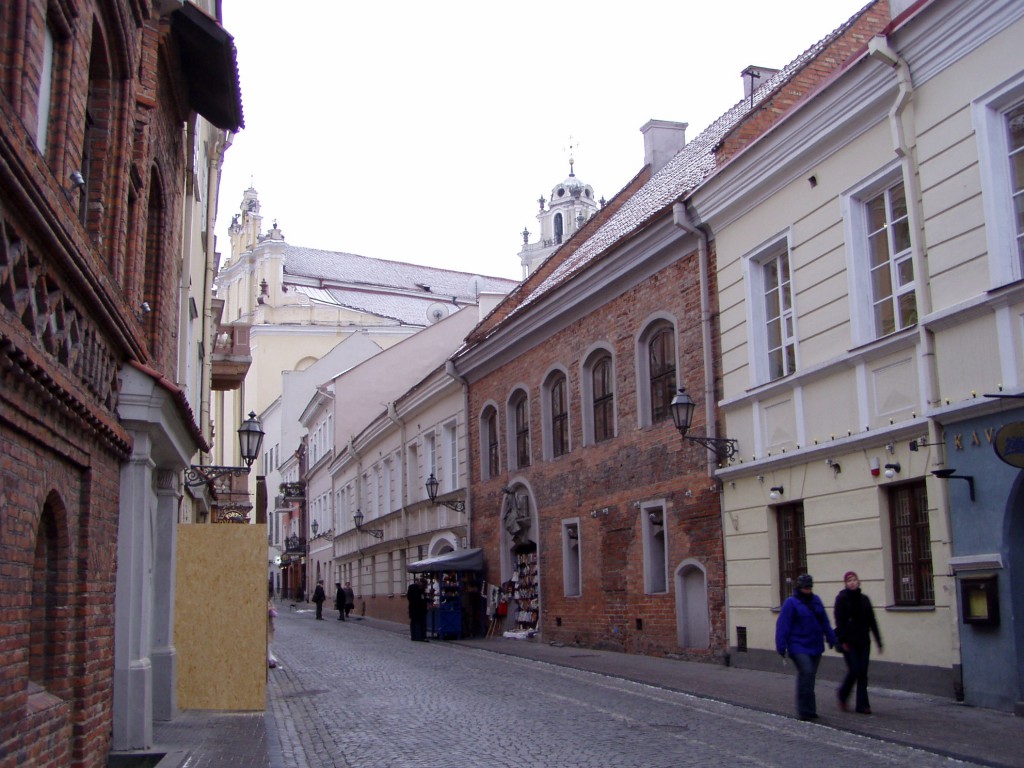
176;524;267;710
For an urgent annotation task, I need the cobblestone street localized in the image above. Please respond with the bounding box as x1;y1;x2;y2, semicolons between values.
266;607;987;768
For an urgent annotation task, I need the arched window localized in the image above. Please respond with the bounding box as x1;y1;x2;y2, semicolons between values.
554;213;563;244
142;168;165;355
641;323;677;425
480;405;499;480
508;389;531;469
30;494;70;700
544;370;569;459
81;20;113;245
592;355;614;442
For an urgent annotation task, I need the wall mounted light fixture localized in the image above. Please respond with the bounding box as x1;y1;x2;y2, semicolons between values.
352;509;384;539
184;412;265;487
425;473;466;512
884;462;901;479
769;485;784;501
670;386;738;461
931;469;976;501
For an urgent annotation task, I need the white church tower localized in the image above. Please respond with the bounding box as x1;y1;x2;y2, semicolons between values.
517;148;601;278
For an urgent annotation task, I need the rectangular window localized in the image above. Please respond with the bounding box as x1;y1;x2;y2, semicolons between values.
1008;102;1024;261
562;521;581;597
443;421;458;491
642;504;668;594
890;481;934;606
866;181;915;336
424;433;437;482
763;246;796;380
777;503;806;605
35;25;54;153
407;444;419;501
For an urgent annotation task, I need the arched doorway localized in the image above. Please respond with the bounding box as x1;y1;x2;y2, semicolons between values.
674;559;710;649
500;485;539;634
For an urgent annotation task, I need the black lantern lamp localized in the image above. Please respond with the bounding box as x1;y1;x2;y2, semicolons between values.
185;411;265;487
425;473;466;512
353;509;383;539
311;519;319;537
670;387;737;461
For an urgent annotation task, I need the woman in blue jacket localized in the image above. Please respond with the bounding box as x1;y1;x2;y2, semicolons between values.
776;573;837;720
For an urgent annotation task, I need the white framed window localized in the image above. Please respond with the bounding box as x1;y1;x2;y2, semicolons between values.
745;233;798;384
641;501;668;594
975;74;1024;288
443;420;458;492
843;167;916;345
406;443;419;501
424;432;437;486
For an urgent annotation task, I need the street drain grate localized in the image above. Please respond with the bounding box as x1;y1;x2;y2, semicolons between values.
568;654;598;659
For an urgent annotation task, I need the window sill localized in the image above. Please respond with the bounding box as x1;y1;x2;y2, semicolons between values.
883;604;935;612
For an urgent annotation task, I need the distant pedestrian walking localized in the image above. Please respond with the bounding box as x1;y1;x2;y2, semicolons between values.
335;582;345;620
267;600;278;669
776;573;836;720
312;579;326;620
407;578;428;641
834;571;883;714
343;582;355;619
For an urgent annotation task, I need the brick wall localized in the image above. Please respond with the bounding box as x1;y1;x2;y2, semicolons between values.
468;246;728;661
0;2;195;766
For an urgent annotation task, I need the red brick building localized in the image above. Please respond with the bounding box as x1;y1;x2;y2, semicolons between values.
451;1;890;662
0;2;241;765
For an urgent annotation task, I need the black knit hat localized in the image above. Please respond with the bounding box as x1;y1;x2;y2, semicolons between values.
796;574;814;589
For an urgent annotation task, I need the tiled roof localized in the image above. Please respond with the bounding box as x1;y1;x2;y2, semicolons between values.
291;284;463;326
282;245;517;301
492;5;870;325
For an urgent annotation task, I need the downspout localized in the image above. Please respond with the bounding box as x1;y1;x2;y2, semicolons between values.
445;358;472;548
869;35;960;692
386;401;410;547
867;36;939;414
202;130;232;451
672;201;717;479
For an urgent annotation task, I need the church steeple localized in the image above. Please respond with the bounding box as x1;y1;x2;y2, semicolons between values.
517;139;601;278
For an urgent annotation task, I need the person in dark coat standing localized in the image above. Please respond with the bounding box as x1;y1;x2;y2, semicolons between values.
312;579;326;620
343;582;355;619
407;578;428;641
776;573;837;720
334;582;345;620
834;571;883;714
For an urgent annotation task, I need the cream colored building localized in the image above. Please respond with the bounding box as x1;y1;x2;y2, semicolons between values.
326;305;501;623
694;0;1024;708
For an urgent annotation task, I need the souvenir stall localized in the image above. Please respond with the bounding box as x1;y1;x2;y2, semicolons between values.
407;548;485;640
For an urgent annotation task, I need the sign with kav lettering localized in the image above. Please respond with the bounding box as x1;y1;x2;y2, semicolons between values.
994;422;1024;468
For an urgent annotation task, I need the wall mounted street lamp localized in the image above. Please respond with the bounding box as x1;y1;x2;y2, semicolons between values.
185;412;265;487
311;519;319;537
670;387;738;461
425;473;466;512
352;509;383;539
932;468;976;502
769;485;784;501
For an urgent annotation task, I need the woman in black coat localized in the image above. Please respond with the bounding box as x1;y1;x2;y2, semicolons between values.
834;571;883;714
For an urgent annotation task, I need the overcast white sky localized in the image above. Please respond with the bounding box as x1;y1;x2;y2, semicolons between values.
217;1;871;281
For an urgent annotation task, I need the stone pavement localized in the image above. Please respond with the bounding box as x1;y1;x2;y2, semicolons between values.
140;609;1023;768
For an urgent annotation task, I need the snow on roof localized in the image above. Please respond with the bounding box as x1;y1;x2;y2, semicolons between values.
502;8;867;321
281;245;517;301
